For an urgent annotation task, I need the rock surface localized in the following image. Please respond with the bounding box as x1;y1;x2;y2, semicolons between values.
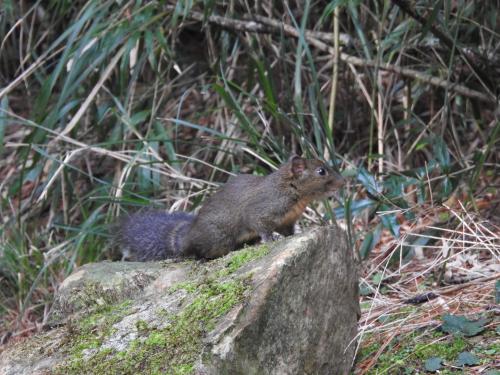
0;224;359;375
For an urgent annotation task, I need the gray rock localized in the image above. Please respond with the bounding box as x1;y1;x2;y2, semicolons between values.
49;261;165;325
0;224;359;375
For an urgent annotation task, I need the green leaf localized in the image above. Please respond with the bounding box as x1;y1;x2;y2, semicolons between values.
359;223;382;259
455;351;479;366
347;2;372;59
380;209;400;237
357;168;381;196
372;272;384;285
431;136;451;169
483;348;496;356
441;314;487;337
415;140;428;151
254;59;277;114
359;281;372;296
144;30;156;70
319;0;353;24
418;0;442;43
438;211;451;222
0;96;8;155
334;199;375;220
381;19;413;52
359;232;374;260
424;357;443;372
129;110;150;126
213;83;258;143
495;280;500;304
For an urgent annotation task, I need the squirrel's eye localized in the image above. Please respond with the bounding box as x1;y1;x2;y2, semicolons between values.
316;167;326;176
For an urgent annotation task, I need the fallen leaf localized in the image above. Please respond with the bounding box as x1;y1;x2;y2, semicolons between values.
424;357;443;372
441;314;487;337
455;351;479;366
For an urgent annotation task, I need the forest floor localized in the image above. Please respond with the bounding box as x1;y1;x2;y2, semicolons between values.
352;196;499;374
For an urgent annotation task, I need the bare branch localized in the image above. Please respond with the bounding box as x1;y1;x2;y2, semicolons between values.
171;6;497;105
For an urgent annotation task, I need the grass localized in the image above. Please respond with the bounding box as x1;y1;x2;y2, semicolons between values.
0;0;499;371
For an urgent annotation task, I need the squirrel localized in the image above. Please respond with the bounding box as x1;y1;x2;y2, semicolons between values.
117;155;345;261
117;211;195;261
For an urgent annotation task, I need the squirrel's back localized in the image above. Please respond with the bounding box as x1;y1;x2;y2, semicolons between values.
117;211;194;261
183;156;345;259
115;156;345;261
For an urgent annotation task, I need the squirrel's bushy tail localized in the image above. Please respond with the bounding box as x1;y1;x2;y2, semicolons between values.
116;211;195;261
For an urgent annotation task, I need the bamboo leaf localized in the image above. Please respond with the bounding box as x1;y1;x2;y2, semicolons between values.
0;97;8;155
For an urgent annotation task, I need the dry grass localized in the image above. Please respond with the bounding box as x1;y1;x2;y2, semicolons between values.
352;201;499;373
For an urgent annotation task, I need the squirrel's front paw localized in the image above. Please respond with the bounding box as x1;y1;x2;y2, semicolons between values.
260;232;282;243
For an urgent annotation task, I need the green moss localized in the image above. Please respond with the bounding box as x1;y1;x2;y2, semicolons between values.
216;244;270;277
135;319;150;334
90;279;245;374
357;311;500;373
168;281;198;293
357;341;379;362
356;331;468;374
360;301;371;310
69;281;131;314
226;244;270;272
414;337;467;361
55;245;266;374
489;342;499;353
171;364;195;374
359;331;495;374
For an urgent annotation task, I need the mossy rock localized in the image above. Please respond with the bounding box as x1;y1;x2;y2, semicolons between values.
0;225;359;375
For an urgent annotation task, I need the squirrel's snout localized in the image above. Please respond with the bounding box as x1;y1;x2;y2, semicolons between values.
336;173;346;186
329;172;346;189
322;174;345;199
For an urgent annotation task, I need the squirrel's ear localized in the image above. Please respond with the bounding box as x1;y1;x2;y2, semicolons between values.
288;155;306;177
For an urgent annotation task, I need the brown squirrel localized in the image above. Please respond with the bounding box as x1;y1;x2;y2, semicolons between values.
117;156;345;261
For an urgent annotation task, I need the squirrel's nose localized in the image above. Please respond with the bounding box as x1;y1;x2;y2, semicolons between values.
333;172;346;188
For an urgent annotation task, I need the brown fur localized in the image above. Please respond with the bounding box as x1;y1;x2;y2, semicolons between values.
118;156;345;261
183;156;345;259
280;197;311;228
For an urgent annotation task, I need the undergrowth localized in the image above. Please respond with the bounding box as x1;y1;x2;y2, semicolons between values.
0;1;498;371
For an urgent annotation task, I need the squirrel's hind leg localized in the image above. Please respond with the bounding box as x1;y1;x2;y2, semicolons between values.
276;224;295;237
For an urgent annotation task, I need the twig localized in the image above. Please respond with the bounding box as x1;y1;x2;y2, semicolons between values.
246;14;353;47
327;5;340;157
390;0;495;96
438;273;500;295
171;6;497;105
